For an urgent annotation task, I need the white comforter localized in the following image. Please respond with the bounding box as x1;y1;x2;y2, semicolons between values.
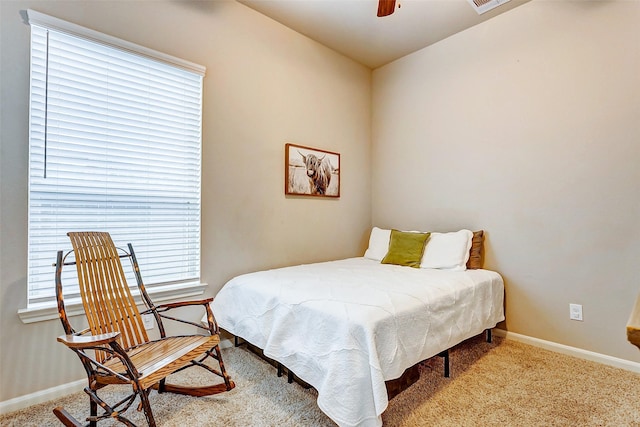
210;257;505;427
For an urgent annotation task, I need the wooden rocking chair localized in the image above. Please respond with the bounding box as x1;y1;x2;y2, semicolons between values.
53;232;235;427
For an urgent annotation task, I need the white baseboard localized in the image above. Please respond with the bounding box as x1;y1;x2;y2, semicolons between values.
0;379;86;415
494;328;640;373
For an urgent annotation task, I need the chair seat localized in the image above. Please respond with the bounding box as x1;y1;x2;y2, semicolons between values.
102;335;220;390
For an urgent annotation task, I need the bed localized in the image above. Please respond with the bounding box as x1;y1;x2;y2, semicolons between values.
209;229;505;427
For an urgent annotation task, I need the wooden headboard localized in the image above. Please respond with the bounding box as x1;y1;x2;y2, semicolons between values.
627;293;640;350
466;230;484;270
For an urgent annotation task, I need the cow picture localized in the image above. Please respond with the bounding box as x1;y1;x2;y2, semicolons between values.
285;143;340;197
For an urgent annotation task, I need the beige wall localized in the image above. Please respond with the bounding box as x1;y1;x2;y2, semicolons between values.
0;0;371;401
372;0;640;362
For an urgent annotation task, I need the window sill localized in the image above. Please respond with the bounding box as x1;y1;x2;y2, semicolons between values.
17;282;208;324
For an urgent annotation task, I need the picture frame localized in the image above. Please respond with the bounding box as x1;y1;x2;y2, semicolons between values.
285;143;340;197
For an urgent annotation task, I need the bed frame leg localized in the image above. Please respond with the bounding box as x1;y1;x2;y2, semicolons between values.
277;363;294;384
486;328;492;343
438;350;450;378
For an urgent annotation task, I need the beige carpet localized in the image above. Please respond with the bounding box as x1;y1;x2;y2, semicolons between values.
1;335;639;426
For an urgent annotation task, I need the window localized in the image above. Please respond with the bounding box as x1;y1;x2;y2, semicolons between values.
26;10;206;309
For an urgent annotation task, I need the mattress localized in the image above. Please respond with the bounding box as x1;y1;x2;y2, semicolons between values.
210;257;505;427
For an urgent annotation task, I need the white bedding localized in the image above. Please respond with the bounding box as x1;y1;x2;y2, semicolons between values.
210;257;505;427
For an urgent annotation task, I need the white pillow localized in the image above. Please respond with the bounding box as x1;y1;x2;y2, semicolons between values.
420;229;473;271
363;227;391;261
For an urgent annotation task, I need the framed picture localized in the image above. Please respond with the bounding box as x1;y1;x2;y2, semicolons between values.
285;143;340;197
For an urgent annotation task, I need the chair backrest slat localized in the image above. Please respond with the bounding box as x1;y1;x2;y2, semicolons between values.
68;232;149;359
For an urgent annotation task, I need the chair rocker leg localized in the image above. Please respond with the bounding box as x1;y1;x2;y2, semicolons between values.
53;407;84;427
153;380;234;397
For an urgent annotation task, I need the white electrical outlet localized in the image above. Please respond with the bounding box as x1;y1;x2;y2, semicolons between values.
142;313;155;330
569;303;583;321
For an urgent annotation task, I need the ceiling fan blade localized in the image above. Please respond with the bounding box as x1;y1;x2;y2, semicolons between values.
377;0;396;17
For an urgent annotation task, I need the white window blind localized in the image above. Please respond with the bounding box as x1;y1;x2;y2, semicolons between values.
27;11;205;308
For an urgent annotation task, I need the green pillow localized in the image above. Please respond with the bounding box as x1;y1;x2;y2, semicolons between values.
381;230;430;268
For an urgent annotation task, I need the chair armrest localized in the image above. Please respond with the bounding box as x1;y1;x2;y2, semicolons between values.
155;297;214;311
57;332;121;349
148;298;218;335
627;293;640;350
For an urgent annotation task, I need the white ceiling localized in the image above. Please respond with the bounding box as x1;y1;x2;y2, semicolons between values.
239;0;530;69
